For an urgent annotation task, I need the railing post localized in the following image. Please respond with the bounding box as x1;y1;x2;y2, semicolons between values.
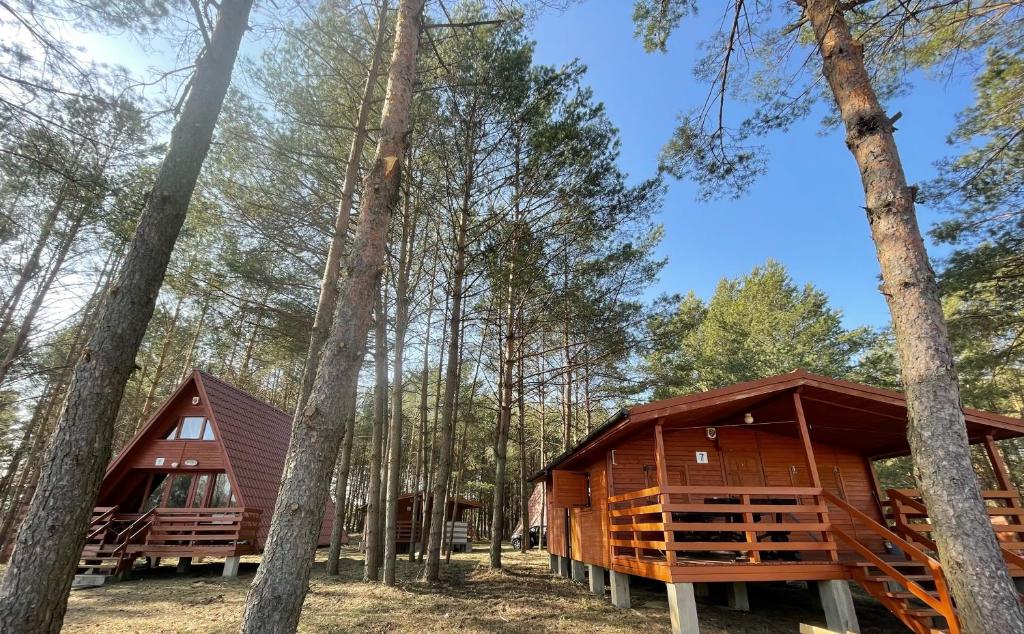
984;434;1022;534
654;423;676;565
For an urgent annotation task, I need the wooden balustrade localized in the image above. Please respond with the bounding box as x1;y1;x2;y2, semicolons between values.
824;490;960;634
887;488;1024;572
608;485;838;566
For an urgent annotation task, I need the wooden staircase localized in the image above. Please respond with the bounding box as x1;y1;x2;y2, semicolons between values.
75;506;155;586
848;560;953;634
821;491;960;634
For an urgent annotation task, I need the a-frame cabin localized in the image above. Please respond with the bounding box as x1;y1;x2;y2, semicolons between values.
532;370;1024;634
79;370;332;581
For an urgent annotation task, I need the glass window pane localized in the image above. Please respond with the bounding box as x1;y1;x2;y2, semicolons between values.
201;421;215;440
166;474;193;507
178;416;204;439
191;474;210;507
210;473;233;507
143;474;168;511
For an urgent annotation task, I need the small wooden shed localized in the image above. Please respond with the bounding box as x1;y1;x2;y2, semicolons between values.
531;370;1024;634
364;492;480;553
80;370;333;581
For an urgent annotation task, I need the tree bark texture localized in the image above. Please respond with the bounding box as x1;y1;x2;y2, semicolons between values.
0;2;253;631
802;1;1024;631
239;0;423;628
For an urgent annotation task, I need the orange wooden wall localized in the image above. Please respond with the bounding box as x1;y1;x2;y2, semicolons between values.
546;425;886;566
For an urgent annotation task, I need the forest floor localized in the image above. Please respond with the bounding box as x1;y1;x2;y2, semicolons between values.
54;544;909;633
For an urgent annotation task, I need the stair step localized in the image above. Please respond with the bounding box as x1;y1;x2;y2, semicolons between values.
853;560;927;568
862;574;934;582
884;591;940;600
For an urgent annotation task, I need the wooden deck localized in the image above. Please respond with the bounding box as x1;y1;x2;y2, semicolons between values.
80;506;261;576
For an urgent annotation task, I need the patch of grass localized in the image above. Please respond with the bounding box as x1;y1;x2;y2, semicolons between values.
57;545;908;633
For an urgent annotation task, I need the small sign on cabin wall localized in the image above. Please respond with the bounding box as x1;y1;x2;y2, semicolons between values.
154;457;165;466
695;451;709;464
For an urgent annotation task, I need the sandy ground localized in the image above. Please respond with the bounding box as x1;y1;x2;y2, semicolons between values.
54;545;909;633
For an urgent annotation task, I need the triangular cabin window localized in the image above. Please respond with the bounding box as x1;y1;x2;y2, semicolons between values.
551;470;590;508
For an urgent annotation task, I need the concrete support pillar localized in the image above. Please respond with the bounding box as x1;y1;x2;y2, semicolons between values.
146;556;161;569
610;570;631;608
558;555;570;578
726;581;749;611
571;558;586;583
587;564;605;596
176;557;192;574
222;556;241;578
666;582;700;634
549;553;558;574
817;580;860;634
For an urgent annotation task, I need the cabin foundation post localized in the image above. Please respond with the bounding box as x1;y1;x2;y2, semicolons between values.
558;555;570;578
587;563;605;596
147;556;160;569
549;553;558;573
817;580;860;634
609;570;631;608
176;557;192;574
666;582;699;634
726;581;749;611
222;556;241;577
571;559;585;583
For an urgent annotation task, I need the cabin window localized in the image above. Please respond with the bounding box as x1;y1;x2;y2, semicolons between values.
166;474;194;507
191;474;211;507
161;416;215;441
178;416;205;439
143;473;168;511
209;473;236;507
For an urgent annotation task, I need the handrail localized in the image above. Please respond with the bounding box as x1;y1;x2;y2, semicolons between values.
821;491;959;633
888;488;1024;573
114;507;157;546
86;506;119;542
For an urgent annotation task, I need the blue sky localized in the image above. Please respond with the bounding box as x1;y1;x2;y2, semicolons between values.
531;1;975;330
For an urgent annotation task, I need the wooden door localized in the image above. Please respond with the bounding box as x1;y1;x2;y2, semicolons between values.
724;452;766;486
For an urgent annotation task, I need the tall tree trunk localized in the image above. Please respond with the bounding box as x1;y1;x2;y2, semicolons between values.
178;297;209;381
0;184;67;344
424;191;470;583
137;295;184;426
296;0;389;408
0;2;253;629
383;178;417;585
0;207;85;386
489;312;515;568
239;0;423;628
517;352;529;554
363;293;387;582
802;2;1024;631
418;289;450;562
409;258;437;560
327;378;361;575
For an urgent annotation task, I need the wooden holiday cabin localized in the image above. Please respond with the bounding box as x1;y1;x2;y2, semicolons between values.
531;370;1024;634
364;492;480;554
79;370;333;582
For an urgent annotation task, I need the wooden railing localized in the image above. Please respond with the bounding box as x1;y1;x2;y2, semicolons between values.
86;506;119;544
143;507;261;554
887;488;1024;572
608;485;838;565
825;490;960;634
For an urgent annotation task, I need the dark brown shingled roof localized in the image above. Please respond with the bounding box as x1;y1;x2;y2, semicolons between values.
194;369;334;547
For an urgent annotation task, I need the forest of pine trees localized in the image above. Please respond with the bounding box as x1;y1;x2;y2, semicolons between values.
0;0;1022;633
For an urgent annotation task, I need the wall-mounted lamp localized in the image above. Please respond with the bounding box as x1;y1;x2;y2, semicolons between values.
743;412;754;424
